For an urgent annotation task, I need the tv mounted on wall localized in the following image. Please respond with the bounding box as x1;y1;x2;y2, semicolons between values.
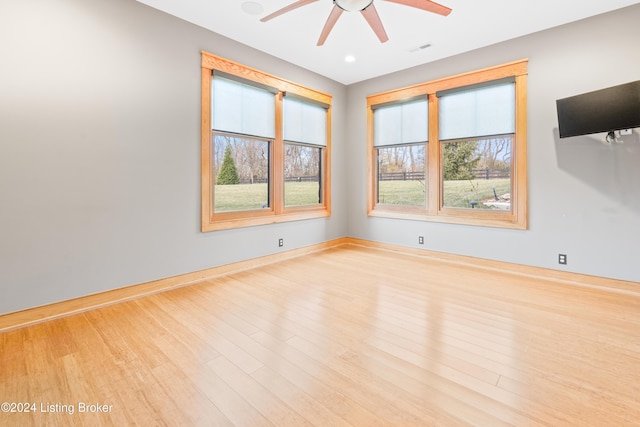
556;80;640;139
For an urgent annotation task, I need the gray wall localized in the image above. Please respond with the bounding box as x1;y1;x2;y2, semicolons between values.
0;0;348;315
346;4;640;282
1;1;638;316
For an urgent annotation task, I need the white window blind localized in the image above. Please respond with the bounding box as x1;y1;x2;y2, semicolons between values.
373;98;428;146
212;76;275;138
439;81;515;140
283;97;327;146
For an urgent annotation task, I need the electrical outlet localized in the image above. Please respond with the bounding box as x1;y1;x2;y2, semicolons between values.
558;254;567;265
278;238;284;247
418;236;424;245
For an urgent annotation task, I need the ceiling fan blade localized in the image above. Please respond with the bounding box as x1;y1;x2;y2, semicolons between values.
361;4;388;43
384;0;452;16
261;0;320;22
317;5;344;46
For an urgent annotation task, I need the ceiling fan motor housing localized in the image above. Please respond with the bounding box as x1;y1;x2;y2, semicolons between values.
334;0;374;12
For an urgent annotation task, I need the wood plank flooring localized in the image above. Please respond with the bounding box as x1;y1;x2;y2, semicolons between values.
1;244;639;426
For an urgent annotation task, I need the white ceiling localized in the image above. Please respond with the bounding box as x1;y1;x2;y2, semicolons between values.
136;0;640;85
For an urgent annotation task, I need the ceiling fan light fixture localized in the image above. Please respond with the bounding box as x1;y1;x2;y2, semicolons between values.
334;0;373;12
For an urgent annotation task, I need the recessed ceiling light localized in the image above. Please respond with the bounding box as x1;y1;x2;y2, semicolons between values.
241;1;264;15
345;55;356;63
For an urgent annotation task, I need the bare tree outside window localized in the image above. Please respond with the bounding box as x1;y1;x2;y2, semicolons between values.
442;135;513;210
213;133;270;212
284;143;322;207
376;144;426;207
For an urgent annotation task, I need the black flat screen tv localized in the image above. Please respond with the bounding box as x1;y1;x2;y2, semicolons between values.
556;80;640;138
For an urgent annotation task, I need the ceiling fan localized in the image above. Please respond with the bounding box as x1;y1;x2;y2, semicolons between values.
260;0;452;46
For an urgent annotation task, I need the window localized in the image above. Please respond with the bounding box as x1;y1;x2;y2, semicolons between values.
283;96;326;207
201;52;331;231
439;80;514;211
373;98;428;208
212;76;274;213
367;60;528;229
213;134;270;212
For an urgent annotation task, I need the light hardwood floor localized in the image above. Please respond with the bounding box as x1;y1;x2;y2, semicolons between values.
1;244;639;426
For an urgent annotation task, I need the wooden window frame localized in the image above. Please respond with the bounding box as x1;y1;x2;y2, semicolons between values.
367;59;528;229
201;51;332;232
